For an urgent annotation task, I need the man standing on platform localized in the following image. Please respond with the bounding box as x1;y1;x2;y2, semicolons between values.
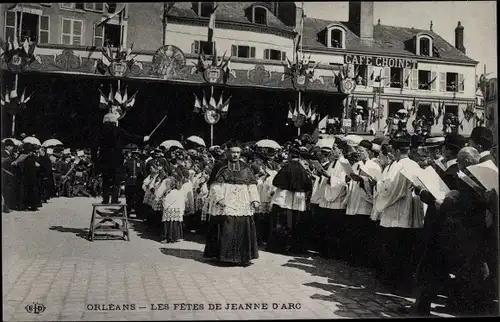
203;140;260;266
95;113;150;205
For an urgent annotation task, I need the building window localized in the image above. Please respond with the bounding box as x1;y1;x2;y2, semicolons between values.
388;102;404;118
389;67;403;88
62;18;83;45
39;15;50;44
419;38;430;56
253;6;267;25
354;65;368;85
191;40;215;55
416;34;433;57
446;73;459;92
61;3;85;10
418;70;431;90
329;28;343;48
84;3;104;12
94;22;124;48
231;45;256;58
5;12;43;43
197;2;214;17
264;49;286;61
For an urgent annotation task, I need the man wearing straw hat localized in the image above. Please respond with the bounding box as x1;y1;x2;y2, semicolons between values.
95;112;150;205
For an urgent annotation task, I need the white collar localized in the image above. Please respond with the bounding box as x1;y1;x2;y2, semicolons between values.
480;151;491;158
446;159;457;169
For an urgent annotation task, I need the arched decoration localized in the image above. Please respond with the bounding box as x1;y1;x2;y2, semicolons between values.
325;23;346;49
415;32;434;57
252;5;268;25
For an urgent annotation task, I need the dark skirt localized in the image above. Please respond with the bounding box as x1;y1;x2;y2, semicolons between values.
203;215;259;264
163;221;183;243
316;208;347;259
254;213;271;246
343;215;374;266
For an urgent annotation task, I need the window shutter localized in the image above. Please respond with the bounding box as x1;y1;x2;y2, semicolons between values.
458;74;464;92
384;67;391;87
367;66;374;87
191;41;200;54
5;11;17;41
250;46;256;58
39;16;50;44
281;51;286;61
264;49;269;60
439;72;446;92
84;3;93;10
95;3;104;12
231;45;237;56
403;69;410;88
411;70;418;89
431;71;437;91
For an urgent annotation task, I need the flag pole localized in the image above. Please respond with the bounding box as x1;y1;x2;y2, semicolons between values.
297;91;302;137
210;124;214;147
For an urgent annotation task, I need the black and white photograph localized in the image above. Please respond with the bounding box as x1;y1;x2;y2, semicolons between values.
1;1;498;320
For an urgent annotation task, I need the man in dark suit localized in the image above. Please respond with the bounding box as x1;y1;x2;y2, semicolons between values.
124;147;145;214
95;113;150;204
468;126;495;163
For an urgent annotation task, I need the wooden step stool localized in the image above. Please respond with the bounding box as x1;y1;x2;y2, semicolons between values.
88;203;130;241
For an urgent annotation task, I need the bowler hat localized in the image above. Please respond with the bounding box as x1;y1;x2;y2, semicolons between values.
358;140;372;150
470;126;493;146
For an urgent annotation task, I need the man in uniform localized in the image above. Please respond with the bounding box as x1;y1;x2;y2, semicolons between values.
95;113;149;204
124;146;145;215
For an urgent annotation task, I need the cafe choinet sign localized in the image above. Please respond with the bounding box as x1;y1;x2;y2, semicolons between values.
344;54;418;69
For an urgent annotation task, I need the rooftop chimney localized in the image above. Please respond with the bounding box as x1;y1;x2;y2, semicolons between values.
349;1;374;43
455;21;466;54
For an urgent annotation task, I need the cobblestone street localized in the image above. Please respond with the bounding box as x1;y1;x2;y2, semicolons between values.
3;197;455;320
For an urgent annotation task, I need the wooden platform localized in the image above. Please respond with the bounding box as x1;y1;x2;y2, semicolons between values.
88;203;130;241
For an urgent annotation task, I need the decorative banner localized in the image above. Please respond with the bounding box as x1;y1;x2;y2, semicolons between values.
151;45;186;79
92;43;143;77
339;78;356;94
193;86;230;125
97;85;137;120
282;54;319;91
0;38;41;73
192;48;233;85
1;86;33;114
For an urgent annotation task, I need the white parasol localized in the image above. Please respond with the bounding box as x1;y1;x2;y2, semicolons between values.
22;136;41;146
186;135;206;147
344;134;363;147
2;138;22;146
42;139;63;147
159;140;184;150
255;139;281;150
398;109;408;114
356;105;364;110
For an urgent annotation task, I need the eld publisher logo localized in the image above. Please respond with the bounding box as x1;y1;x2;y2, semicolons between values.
25;302;46;314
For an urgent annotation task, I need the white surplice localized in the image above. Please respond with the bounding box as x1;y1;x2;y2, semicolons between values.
346;160;381;216
376;157;424;228
318;157;349;210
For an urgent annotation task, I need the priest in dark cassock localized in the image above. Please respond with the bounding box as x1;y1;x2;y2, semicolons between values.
13;144;42;211
2;140;18;212
203;140;260;266
268;143;313;254
37;146;55;203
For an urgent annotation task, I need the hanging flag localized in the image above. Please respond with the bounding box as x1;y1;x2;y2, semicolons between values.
370;70;374;81
108;85;113;102
4;89;10;104
287;104;293;120
427;75;438;86
374;69;383;82
207;3;219;44
125;91;137;108
306;102;312;119
193;94;202;113
202;90;208;110
292;103;298;121
98;89;108;109
221;96;231;115
122;86;128;104
209;90;217;109
97;3;127;28
217;91;224;109
114;87;123;104
404;73;410;86
311;109;317;122
318;115;327;129
298;101;306;116
10;88;17;99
